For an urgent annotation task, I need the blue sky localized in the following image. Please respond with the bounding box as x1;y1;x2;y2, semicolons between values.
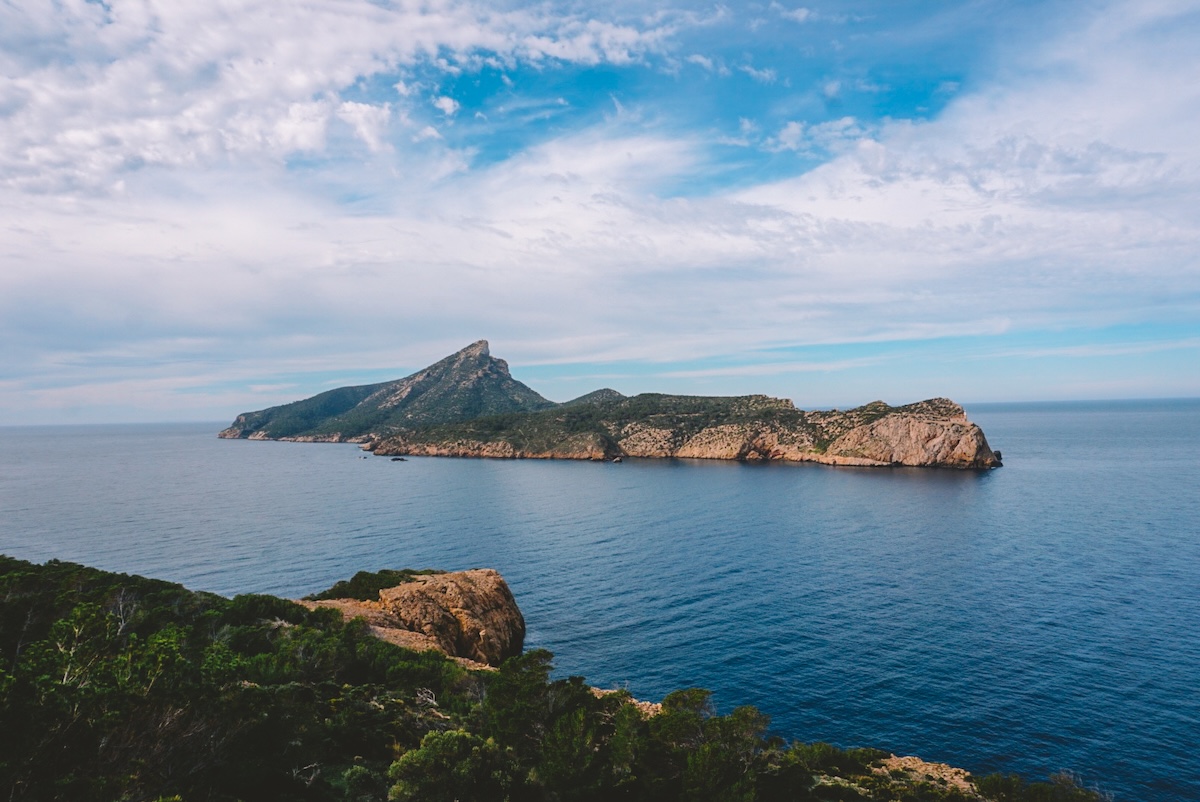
1;0;1198;423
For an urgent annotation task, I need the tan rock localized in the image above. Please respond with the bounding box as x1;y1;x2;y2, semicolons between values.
379;569;525;666
826;416;999;468
303;569;525;669
372;395;1000;469
875;755;981;797
616;424;680;457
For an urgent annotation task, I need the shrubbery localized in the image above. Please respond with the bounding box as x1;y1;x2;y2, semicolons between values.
0;556;1111;801
304;569;446;602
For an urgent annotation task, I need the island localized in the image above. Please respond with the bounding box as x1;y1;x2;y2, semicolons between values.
220;340;1001;469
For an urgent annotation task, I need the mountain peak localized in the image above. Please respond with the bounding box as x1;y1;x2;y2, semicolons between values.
461;339;489;358
218;340;553;441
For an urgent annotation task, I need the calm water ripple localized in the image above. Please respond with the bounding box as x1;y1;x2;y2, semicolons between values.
2;399;1199;800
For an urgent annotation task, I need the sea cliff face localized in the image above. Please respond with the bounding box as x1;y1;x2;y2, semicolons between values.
303;569;525;669
370;397;1001;469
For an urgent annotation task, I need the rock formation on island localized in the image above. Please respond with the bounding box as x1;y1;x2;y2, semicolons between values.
219;340;553;442
302;569;525;669
221;340;1001;469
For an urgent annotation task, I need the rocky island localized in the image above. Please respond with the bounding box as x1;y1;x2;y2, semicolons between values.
221;340;1001;469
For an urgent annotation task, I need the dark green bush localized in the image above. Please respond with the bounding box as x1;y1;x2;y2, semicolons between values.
0;556;1116;802
304;569;445;601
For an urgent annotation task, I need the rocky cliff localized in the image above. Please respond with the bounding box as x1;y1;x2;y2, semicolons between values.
371;395;1001;469
303;569;525;668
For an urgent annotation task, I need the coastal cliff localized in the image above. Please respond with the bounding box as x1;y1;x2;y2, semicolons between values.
302;569;525;669
370;395;1001;469
221;340;1001;469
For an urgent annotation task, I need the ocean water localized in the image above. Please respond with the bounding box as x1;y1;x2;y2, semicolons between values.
1;399;1198;800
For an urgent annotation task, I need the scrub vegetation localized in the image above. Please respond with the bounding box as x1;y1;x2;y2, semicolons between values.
0;556;1109;802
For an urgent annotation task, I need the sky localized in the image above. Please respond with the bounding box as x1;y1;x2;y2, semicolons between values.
2;0;1199;424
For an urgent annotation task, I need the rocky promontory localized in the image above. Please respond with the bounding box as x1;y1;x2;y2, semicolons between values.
222;340;1001;469
370;394;1001;469
302;568;525;669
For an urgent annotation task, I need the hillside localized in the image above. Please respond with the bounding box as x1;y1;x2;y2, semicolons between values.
218;340;555;441
0;555;1106;801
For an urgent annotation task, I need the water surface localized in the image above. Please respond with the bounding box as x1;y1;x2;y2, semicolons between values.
1;399;1197;800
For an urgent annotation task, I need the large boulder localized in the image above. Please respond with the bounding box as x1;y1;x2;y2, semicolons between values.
378;569;525;666
305;569;525;668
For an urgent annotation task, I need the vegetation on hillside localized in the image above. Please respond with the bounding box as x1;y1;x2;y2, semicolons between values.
0;556;1110;801
221;342;555;441
228;382;389;439
382;393;830;454
304;568;446;601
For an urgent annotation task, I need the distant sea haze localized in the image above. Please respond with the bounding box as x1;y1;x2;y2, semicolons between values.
2;399;1198;801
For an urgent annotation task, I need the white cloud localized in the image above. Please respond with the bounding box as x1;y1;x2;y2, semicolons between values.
767;117;869;153
0;0;684;194
2;0;1200;420
770;3;813;24
337;102;392;152
274;101;334;153
739;64;777;84
433;96;461;117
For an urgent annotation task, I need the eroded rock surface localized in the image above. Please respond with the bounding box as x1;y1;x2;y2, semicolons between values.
873;755;980;797
374;397;1001;469
304;569;525;669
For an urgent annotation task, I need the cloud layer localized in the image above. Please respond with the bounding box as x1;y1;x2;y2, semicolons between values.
2;0;1198;421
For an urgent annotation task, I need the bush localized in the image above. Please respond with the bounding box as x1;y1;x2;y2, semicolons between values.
305;569;446;601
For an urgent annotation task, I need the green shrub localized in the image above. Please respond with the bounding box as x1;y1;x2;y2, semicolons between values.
305;569;446;601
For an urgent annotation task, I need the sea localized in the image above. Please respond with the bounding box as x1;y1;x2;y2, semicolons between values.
2;399;1198;801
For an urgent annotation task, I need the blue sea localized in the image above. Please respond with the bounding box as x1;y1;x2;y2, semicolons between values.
2;399;1198;801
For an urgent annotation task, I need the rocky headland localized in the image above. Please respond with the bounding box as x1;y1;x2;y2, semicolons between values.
301;565;996;798
369;394;1000;469
301;568;525;670
221;340;1001;469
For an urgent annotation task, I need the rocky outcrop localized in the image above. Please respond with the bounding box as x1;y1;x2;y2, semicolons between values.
824;414;996;468
372;396;1001;469
304;569;525;669
871;756;981;798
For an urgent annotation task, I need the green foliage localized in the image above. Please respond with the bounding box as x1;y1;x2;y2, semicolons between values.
388;730;522;801
394;392;818;456
977;771;1111;801
225;343;557;440
0;556;1113;802
305;569;447;601
235;383;386;439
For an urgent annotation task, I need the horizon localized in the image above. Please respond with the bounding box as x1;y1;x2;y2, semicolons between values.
5;397;1198;429
3;1;1199;425
4;345;1198;430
